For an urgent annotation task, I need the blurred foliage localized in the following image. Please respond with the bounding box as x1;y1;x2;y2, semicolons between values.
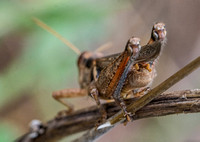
0;122;19;142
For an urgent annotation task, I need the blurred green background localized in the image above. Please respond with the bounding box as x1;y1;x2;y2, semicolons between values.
0;0;200;142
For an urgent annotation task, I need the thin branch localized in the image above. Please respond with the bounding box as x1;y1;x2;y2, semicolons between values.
16;89;200;142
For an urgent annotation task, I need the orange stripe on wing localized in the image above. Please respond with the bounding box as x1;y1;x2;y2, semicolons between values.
106;53;130;97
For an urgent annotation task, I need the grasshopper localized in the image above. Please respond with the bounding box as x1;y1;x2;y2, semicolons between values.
87;23;166;121
33;18;166;122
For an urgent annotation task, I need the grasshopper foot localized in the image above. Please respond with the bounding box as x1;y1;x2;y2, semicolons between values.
123;111;134;126
135;63;140;70
140;63;152;72
124;112;133;126
133;87;151;97
55;109;74;119
124;112;133;121
145;63;152;72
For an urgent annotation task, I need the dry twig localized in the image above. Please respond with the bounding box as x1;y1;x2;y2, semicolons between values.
17;90;200;142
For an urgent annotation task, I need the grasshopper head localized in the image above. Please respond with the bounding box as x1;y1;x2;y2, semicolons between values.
152;22;167;41
126;37;141;56
77;52;94;88
77;51;103;89
78;52;94;69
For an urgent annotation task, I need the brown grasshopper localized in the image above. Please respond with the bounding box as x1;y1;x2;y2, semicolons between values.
33;18;166;122
87;23;166;121
77;22;166;95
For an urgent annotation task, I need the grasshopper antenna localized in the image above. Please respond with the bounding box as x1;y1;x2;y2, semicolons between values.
32;17;81;55
95;42;113;53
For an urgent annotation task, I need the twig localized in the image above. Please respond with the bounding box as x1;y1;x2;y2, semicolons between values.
16;89;200;142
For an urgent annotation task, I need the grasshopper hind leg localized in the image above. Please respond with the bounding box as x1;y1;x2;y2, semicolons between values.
52;88;87;117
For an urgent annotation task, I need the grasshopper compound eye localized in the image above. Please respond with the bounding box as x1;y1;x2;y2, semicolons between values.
77;52;94;68
152;22;167;41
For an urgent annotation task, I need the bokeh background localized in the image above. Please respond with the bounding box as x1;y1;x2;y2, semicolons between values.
0;0;200;142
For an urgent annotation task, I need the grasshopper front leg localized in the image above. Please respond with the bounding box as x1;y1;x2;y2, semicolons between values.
112;37;141;121
89;82;107;127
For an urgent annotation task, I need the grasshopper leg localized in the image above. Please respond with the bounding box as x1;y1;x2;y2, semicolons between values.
113;93;133;122
133;87;151;97
89;82;107;128
52;88;87;114
140;63;152;72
